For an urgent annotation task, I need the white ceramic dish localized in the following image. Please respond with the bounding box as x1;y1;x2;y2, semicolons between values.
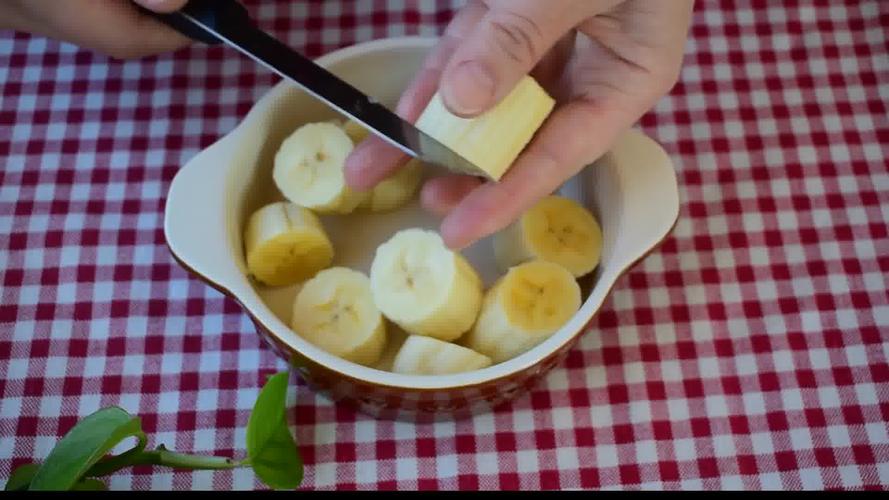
163;36;680;420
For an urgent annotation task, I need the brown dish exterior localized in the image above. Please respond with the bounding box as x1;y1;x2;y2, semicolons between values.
165;211;679;422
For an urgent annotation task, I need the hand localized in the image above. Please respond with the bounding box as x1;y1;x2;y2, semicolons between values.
344;0;694;249
0;0;192;59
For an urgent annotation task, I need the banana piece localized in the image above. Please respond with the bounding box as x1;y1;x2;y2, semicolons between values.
371;322;409;372
391;335;492;375
243;201;334;287
272;122;368;214
358;160;423;212
414;75;555;180
290;267;386;366
341;119;369;144
462;260;581;363
369;228;483;341
341;119;423;212
493;195;603;278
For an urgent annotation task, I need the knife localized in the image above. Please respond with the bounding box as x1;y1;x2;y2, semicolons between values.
142;0;491;180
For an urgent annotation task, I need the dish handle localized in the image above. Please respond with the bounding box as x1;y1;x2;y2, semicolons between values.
163;137;245;295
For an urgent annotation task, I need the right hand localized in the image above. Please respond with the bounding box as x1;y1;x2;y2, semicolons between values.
344;0;693;250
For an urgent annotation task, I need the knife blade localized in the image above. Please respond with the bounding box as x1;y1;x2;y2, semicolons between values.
145;0;491;180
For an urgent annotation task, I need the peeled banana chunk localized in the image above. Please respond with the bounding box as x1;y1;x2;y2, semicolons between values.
341;119;370;144
392;335;492;375
463;260;581;363
369;228;483;342
243;201;334;287
355;159;423;212
415;75;555;180
290;267;386;367
272;121;368;214
341;119;423;213
493;195;603;278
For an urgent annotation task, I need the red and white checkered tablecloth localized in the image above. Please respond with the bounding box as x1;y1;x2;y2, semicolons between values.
1;0;887;491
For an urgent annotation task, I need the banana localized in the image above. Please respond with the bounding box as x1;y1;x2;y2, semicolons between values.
369;228;483;341
414;75;555;180
341;119;423;212
243;201;334;287
341;118;369;144
290;267;386;366
272;121;368;214
371;322;409;372
493;195;603;278
462;260;581;363
357;160;423;212
391;335;492;375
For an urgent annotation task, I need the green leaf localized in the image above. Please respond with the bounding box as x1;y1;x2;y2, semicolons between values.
246;372;303;490
28;407;144;491
71;478;107;491
4;463;40;491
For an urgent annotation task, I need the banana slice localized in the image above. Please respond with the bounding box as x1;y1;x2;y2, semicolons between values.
272;122;368;214
391;335;492;375
414;75;555;180
493;195;603;278
369;228;483;341
462;260;581;363
341;119;423;212
371;322;409;372
357;160;423;212
290;267;386;366
341;119;369;144
243;201;334;287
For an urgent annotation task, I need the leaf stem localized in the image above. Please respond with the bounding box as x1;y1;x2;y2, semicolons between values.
87;444;244;478
137;445;243;471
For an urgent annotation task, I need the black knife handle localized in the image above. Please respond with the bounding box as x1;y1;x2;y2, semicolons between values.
137;0;251;45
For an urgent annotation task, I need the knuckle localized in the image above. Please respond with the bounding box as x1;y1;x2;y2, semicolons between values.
488;10;545;65
652;58;684;95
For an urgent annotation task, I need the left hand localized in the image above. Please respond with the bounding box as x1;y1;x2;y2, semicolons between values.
0;0;192;60
344;0;694;249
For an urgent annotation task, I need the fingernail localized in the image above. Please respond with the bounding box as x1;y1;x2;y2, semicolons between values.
442;60;496;116
440;216;470;251
137;0;180;12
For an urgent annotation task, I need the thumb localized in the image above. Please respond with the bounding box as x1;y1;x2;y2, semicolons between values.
437;0;596;117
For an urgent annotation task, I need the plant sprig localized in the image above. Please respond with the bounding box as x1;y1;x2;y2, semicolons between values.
4;371;302;491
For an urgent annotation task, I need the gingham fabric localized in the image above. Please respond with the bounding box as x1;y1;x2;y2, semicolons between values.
1;0;887;491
